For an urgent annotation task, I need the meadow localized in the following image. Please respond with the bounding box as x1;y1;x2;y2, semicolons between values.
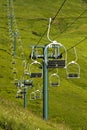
0;0;87;130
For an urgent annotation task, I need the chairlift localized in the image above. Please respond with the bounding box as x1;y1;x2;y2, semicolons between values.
10;44;14;50
18;45;23;52
17;89;22;94
18;46;23;57
30;92;36;100
20;52;25;58
45;18;67;68
14;79;19;86
35;90;42;99
18;39;22;44
24;80;33;87
16;89;23;99
13;68;17;74
29;61;43;78
10;37;14;43
15;79;24;87
19;80;24;87
66;47;80;78
66;61;80;78
48;59;66;68
50;73;60;86
22;61;29;76
11;58;16;64
24;69;30;76
22;60;27;68
44;41;67;68
11;51;14;56
16;95;23;98
31;46;38;60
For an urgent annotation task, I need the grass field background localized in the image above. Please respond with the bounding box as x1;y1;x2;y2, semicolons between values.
0;0;87;130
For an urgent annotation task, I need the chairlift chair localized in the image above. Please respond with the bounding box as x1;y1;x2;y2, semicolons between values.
20;52;25;58
13;68;17;74
11;58;16;64
66;61;80;78
16;89;23;99
16;95;23;98
48;59;66;68
45;18;67;68
24;69;30;76
44;41;67;68
24;80;33;87
29;61;43;78
10;44;14;50
14;79;19;86
22;60;27;68
35;90;42;99
66;47;80;78
18;45;23;52
11;51;14;56
30;92;36;100
15;79;24;87
50;73;60;87
31;46;38;60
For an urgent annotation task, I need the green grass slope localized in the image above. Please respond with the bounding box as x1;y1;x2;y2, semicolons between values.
0;98;71;130
0;0;87;130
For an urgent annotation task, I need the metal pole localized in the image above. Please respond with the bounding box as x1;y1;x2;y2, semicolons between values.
24;87;27;109
43;47;48;120
14;32;16;56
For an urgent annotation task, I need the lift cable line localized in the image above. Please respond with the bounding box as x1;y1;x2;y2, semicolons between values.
62;9;87;32
60;36;87;56
66;37;87;52
52;0;67;22
0;48;11;55
54;8;87;39
35;0;67;47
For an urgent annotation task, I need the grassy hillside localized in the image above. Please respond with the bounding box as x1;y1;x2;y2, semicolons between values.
0;0;87;130
0;98;71;130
